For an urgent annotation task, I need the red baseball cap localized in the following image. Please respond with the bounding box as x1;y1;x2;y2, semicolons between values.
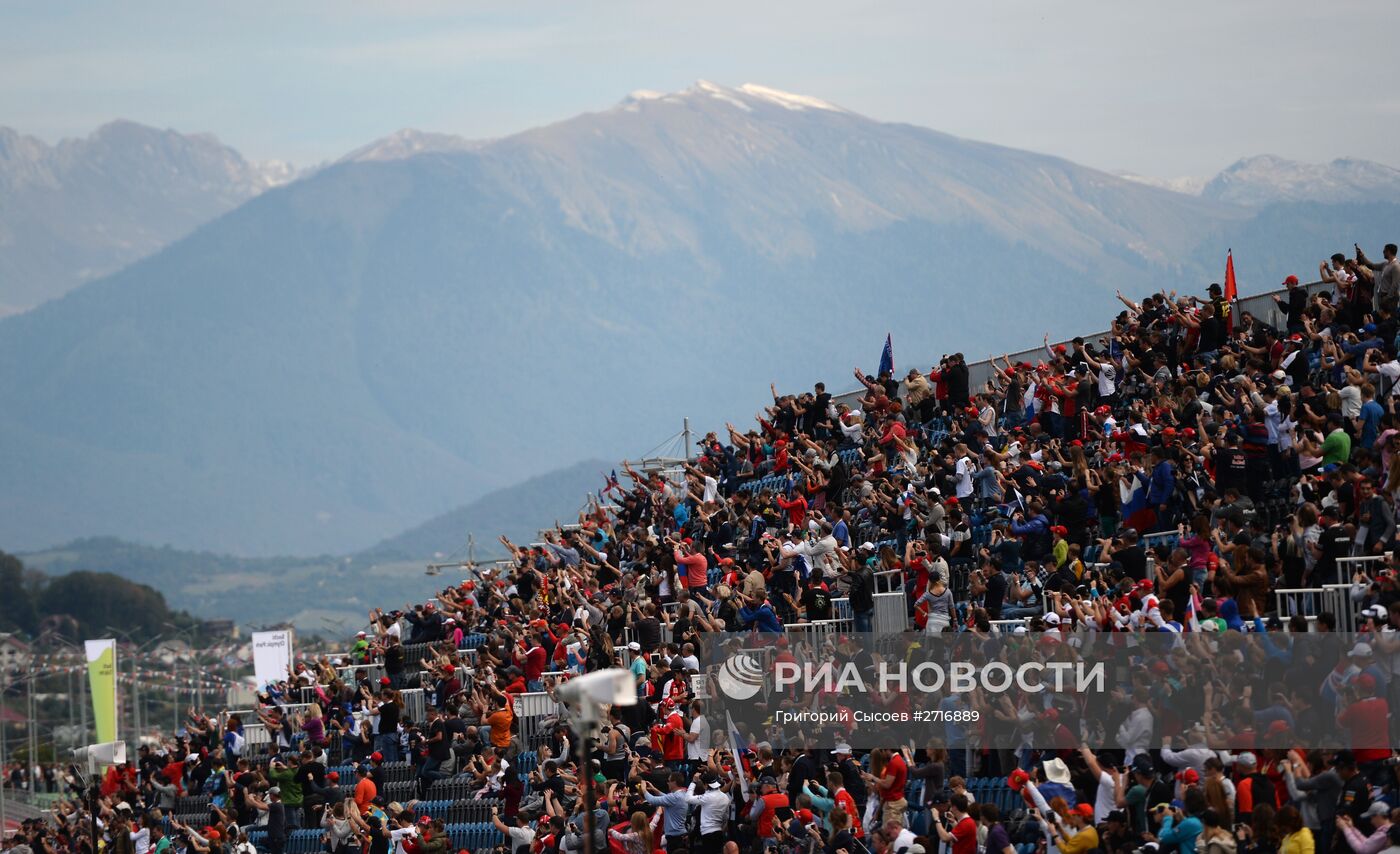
370;751;383;762
1073;804;1095;818
1008;768;1030;792
1283;274;1299;285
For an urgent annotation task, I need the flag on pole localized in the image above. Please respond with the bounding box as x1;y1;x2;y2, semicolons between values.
1186;591;1201;633
1223;250;1238;335
725;710;751;801
878;334;894;377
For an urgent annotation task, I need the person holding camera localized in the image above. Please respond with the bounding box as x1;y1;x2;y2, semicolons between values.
930;794;977;854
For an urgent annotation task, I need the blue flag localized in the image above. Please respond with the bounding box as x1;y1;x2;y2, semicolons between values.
878;333;894;376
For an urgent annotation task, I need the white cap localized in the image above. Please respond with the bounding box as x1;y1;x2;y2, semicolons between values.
1043;613;1061;625
1349;642;1374;658
1235;752;1257;768
832;742;852;754
859;542;876;552
627;641;641;651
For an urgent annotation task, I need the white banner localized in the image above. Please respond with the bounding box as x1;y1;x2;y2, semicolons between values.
251;630;294;690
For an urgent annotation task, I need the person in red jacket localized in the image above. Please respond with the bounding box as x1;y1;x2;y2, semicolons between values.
650;698;687;767
1338;674;1391;764
515;635;548;691
672;540;709;593
775;492;808;527
749;776;790;846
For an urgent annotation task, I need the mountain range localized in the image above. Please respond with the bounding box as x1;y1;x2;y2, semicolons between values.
19;458;610;629
0;120;295;314
3;80;1399;560
1116;154;1400;206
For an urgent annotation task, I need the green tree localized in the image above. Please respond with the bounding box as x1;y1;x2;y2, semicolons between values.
36;571;176;642
0;550;37;633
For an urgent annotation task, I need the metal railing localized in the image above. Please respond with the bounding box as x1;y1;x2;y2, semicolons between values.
511;691;565;750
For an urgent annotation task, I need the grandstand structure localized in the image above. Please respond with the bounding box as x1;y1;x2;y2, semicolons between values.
11;249;1400;854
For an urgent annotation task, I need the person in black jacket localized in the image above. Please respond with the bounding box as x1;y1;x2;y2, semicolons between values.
945;354;971;411
845;559;875;632
1272;275;1308;333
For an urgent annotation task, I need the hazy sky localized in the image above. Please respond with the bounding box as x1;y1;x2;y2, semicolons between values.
4;0;1396;177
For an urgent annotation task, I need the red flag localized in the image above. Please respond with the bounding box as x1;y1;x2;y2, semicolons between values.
1223;250;1237;334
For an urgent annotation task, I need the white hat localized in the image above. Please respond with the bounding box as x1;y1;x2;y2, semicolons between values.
115;802;133;812
1043;613;1061;626
627;641;641;652
707;779;722;789
832;742;852;755
1043;757;1072;785
1349;642;1374;658
1363;802;1390;819
1362;605;1388;621
1012;625;1028;635
859;542;876;552
356;631;367;637
1235;752;1257;768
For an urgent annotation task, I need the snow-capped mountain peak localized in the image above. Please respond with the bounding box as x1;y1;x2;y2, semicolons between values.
617;80;846;114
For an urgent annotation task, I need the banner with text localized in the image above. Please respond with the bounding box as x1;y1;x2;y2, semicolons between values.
251;630;294;690
84;638;117;744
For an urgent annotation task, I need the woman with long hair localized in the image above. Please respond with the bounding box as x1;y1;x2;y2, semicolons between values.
915;569;955;634
300;703;328;748
608;811;655;854
1276;806;1313;854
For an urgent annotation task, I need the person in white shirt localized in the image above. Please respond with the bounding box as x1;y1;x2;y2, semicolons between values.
685;703;711;761
1079;747;1123;823
954;445;975;500
388;817;420;854
686;773;732;851
1115;686;1154;763
129;819;152;854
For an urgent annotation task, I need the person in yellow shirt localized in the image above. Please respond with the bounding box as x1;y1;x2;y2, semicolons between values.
1276;806;1315;854
1044;803;1100;854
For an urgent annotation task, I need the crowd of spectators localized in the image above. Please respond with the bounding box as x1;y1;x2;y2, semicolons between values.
6;242;1400;854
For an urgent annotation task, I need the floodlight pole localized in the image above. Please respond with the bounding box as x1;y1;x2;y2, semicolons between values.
575;701;601;854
